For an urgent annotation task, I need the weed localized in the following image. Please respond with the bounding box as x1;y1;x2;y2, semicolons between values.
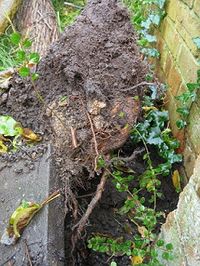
51;0;85;31
0;30;18;70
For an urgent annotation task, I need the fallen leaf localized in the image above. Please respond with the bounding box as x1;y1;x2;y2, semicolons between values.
142;106;157;112
22;128;41;142
0;140;8;153
131;255;143;265
137;225;148;238
0;191;60;245
172;170;181;192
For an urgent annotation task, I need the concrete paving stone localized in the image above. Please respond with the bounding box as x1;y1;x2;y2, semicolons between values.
0;144;65;266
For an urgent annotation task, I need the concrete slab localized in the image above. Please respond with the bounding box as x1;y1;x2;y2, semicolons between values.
0;145;65;266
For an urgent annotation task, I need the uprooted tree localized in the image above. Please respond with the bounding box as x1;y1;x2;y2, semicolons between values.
1;0;148;258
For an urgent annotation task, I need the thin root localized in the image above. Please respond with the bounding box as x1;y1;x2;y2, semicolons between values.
71;170;108;249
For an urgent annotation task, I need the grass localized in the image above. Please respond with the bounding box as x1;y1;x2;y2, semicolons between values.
0;30;17;71
51;0;86;32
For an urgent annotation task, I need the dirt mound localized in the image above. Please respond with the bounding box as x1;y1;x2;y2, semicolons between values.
2;0;146;126
1;0;147;185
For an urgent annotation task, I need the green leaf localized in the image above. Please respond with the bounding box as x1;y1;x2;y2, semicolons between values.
156;239;164;247
176;107;189;118
193;37;200;49
186;82;200;92
16;50;26;62
19;67;30;77
29;52;40;64
10;32;21;45
145;34;157;43
31;73;39;81
162;251;173;260
176;119;186;129
166;243;173;250
157;0;166;9
141;48;160;58
0;115;22;137
110;262;117;266
22;38;32;48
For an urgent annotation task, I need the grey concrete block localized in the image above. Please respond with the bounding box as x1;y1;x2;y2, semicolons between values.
0;145;65;266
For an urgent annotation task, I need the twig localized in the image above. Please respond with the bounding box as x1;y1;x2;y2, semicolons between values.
64;2;83;9
24;240;33;266
110;147;145;164
122;82;155;92
76;192;94;199
86;112;99;170
70;127;78;148
71;170;108;247
41;190;60;207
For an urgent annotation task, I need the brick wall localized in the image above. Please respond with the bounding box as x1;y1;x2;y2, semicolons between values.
155;0;200;177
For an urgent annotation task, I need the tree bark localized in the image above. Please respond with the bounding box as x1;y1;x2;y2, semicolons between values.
14;0;59;56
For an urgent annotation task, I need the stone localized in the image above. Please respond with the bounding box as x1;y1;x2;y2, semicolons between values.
177;43;200;83
158;155;200;265
0;145;65;265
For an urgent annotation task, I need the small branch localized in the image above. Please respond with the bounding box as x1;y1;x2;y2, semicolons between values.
122;82;155;92
70;127;78;148
24;240;33;266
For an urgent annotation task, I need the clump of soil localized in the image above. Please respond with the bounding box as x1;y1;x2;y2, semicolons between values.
1;0;147;204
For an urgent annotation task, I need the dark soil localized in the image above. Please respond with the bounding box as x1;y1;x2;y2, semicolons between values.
0;0;179;265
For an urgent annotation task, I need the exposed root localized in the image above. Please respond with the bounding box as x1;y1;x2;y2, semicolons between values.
70;127;78;149
86;112;99;171
122;81;155;91
110;147;145;164
71;170;109;250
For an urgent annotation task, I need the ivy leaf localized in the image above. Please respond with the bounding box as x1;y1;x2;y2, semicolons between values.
156;239;165;247
141;48;160;58
176;119;186;129
147;128;163;145
10;32;21;45
157;0;166;9
149;14;161;26
110;262;117;266
176;107;189;118
166;243;174;250
145;34;157;43
186;82;200;92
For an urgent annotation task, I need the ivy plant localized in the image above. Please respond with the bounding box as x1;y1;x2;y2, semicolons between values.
123;0;166;58
176;70;200;129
